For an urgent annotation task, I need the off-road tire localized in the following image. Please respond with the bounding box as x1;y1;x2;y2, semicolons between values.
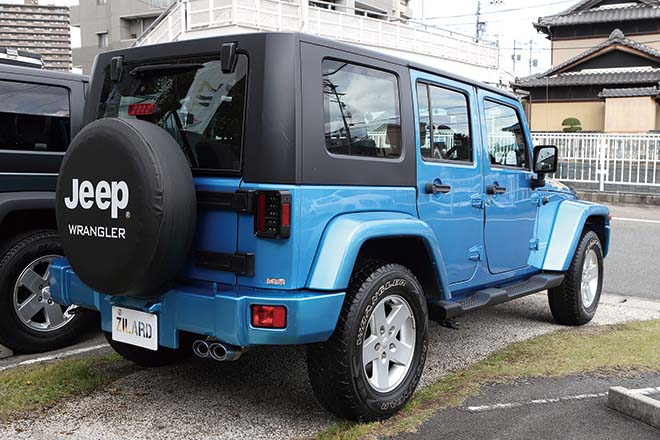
0;230;93;353
104;331;195;368
548;229;603;326
306;260;428;421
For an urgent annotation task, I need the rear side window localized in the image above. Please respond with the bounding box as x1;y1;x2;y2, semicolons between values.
484;99;529;169
323;60;401;159
416;82;472;163
0;80;70;152
98;54;248;173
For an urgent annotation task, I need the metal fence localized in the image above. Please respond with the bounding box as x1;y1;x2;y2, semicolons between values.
135;0;499;69
531;133;660;191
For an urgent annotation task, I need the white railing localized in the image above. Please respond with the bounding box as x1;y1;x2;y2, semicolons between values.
136;0;186;46
135;0;499;69
532;132;660;190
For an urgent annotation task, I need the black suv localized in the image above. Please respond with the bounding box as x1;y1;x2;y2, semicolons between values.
0;65;91;353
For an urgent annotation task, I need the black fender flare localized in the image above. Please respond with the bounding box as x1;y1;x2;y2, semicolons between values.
0;192;55;227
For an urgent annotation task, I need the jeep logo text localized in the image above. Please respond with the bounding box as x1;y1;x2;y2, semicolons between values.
64;179;129;219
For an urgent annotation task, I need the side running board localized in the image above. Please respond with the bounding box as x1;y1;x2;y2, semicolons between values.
428;273;565;322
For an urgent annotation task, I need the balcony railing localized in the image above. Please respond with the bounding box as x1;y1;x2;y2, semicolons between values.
135;0;499;69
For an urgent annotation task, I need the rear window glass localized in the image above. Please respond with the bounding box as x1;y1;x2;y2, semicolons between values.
0;81;70;152
322;60;401;159
98;55;248;173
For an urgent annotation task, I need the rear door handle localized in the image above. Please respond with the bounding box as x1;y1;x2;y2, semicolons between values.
425;183;452;194
486;184;506;195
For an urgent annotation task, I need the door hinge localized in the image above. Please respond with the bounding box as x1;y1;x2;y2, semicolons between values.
196;190;254;213
469;245;483;261
531;193;543;207
196;251;255;276
471;194;485;210
529;238;539;251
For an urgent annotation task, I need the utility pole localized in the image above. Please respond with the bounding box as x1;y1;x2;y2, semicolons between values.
475;0;484;42
512;39;517;75
528;39;533;75
476;0;503;43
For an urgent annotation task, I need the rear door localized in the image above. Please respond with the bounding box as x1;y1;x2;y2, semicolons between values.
95;53;250;285
413;72;484;284
479;91;537;274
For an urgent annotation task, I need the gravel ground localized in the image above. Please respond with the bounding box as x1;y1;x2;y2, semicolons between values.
2;293;659;440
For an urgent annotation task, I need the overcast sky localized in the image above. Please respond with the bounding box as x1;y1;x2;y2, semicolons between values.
409;0;579;77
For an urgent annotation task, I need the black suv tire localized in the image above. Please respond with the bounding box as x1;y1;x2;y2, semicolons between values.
0;230;93;353
104;331;195;368
548;229;604;326
307;260;428;422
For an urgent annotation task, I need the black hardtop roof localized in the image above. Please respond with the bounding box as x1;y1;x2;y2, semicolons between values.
97;32;514;100
0;63;88;83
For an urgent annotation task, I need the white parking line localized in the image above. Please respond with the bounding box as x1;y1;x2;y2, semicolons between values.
0;343;109;372
612;217;660;224
465;392;608;413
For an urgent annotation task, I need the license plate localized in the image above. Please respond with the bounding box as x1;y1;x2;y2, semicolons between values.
112;306;158;351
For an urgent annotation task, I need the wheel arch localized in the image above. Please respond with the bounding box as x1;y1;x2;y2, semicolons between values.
305;212;451;300
356;237;443;300
0;193;57;245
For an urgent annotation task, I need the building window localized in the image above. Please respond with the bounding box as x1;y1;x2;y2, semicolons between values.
150;0;173;8
97;0;107;5
0;80;70;152
98;32;108;48
323;59;401;159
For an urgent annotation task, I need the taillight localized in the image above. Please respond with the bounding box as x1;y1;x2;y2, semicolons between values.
251;305;287;329
127;103;155;116
254;191;291;239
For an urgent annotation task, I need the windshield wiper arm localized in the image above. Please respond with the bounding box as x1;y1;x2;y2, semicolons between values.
130;63;204;77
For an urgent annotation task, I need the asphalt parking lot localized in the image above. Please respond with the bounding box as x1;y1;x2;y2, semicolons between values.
605;203;660;300
0;202;659;439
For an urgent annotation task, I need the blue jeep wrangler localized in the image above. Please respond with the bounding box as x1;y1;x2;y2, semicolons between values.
50;33;610;421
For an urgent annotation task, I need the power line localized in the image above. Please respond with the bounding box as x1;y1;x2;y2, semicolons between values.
499;37;660;50
425;0;574;21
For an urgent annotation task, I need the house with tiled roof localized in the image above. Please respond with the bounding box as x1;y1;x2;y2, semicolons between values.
513;0;660;132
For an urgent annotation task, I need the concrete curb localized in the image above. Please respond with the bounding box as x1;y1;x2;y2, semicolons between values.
608;386;660;429
577;190;660;206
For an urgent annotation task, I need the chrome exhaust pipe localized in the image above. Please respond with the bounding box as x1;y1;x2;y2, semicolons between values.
208;342;246;362
192;340;210;358
208;343;227;361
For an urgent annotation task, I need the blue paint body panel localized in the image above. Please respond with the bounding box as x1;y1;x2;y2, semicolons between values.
50;259;344;348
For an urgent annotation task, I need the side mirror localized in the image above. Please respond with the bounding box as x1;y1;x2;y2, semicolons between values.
533;145;558;174
531;145;558;189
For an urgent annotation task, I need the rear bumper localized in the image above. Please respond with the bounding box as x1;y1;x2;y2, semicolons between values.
49;258;344;349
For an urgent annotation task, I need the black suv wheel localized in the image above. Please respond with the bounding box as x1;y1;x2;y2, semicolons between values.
0;230;93;353
548;229;604;326
307;260;428;422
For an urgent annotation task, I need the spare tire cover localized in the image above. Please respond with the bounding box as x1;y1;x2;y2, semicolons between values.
56;118;196;298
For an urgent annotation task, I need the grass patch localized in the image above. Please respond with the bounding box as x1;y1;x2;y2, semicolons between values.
317;319;660;440
0;352;133;421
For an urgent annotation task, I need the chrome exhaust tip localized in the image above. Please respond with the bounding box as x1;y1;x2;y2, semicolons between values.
208;342;246;362
209;343;227;361
192;340;210;358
